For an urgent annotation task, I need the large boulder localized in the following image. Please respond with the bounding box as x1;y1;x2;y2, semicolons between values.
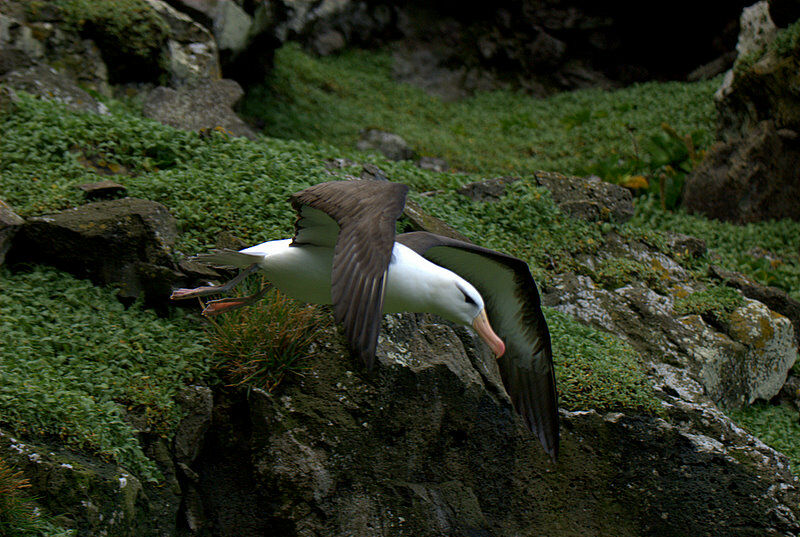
542;233;798;408
6;198;182;306
141;78;257;139
683;10;800;222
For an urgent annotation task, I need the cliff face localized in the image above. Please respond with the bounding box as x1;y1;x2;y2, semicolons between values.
176;314;799;536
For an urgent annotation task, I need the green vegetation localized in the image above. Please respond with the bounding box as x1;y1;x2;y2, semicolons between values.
208;282;328;391
0;265;210;480
3;38;800;489
241;43;717;183
674;285;747;323
728;402;800;473
548;309;662;415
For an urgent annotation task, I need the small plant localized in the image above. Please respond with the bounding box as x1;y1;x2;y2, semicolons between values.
674;285;746;326
0;456;35;531
207;281;329;392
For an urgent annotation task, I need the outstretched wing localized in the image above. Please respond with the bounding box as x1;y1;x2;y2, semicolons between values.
396;231;559;460
291;180;409;369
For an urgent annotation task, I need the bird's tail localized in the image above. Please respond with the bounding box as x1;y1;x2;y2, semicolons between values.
191;249;263;269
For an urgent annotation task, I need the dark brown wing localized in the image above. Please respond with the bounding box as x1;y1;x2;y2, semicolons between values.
396;231;559;460
291;180;409;369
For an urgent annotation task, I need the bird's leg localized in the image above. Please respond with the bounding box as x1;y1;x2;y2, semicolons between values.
202;283;272;316
170;264;260;300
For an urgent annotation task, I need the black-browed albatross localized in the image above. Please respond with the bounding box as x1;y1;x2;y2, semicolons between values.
171;180;559;460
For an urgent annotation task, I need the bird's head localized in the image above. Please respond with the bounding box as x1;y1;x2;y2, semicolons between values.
440;279;506;358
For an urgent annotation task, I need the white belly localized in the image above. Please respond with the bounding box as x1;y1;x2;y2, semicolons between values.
255;241;452;314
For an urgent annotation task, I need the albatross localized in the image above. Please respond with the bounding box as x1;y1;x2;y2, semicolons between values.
171;180;559;460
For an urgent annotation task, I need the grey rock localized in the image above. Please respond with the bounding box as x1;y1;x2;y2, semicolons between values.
543;233;798;408
77;180;128;200
186;312;800;536
173;386;214;465
683;120;800;223
535;172;634;223
141;79;257;139
1;64;108;114
356;129;415;161
6;198;181;305
457;176;519;202
710;264;800;347
311;28;346;56
0;199;24;266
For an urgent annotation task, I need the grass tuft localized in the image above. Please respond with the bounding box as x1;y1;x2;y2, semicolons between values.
207;281;329;392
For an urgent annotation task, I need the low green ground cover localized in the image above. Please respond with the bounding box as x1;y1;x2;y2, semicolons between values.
241;43;718;184
0;265;209;479
2;39;800;490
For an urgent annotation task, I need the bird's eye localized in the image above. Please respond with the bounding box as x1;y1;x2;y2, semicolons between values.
463;292;476;305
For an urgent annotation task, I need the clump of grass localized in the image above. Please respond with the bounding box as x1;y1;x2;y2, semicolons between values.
0;456;35;531
674;285;746;325
207;282;329;392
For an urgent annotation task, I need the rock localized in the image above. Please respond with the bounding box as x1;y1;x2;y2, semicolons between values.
0;64;109;114
173;386;214;466
141;79;257;139
0;12;111;96
0;429;162;536
535;172;634;223
457;173;634;223
457;176;519;202
417;156;449;172
543;233;798;408
143;0;221;84
665;232;707;260
0;199;24;266
182;312;800;536
710;264;800;347
356;129;415;161
736;1;778;62
6;198;181;306
683;120;800;223
77;180;128;200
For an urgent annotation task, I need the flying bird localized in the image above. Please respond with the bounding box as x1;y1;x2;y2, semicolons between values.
171;180;559;459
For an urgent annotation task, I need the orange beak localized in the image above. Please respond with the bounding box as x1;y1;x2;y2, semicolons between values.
472;308;505;358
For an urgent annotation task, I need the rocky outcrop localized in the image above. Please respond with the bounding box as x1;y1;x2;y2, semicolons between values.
543;232;798;408
174;313;800;536
5;198;182;306
1;64;109;114
141;78;257;139
683;8;800;222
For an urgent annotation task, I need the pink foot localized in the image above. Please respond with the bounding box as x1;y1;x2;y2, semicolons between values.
170;287;215;300
202;300;248;316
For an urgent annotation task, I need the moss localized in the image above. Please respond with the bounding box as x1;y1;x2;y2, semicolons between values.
43;0;170;82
